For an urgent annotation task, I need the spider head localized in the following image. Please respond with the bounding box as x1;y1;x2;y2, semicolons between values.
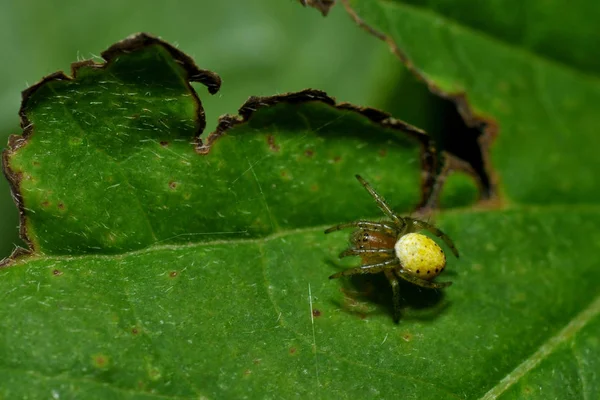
349;229;396;263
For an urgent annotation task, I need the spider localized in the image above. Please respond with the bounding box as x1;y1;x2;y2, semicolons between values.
325;175;459;322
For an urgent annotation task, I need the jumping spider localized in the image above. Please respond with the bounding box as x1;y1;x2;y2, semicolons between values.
325;175;459;322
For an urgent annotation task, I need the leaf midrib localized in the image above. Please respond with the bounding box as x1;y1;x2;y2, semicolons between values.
7;203;600;264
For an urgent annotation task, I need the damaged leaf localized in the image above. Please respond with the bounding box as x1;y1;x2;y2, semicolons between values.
341;1;600;399
3;35;432;256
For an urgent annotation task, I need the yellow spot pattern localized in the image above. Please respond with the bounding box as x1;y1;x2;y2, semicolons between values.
394;233;446;280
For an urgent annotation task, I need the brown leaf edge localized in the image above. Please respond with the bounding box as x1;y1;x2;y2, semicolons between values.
0;33;222;267
298;0;337;16
340;0;500;208
0;35;436;267
196;88;437;212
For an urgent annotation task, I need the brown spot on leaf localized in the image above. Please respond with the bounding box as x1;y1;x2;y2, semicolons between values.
310;184;319;192
402;333;413;342
289;347;297;354
267;135;280;152
333;156;341;163
169;181;177;190
159;141;169;147
132;327;139;335
378;148;387;157
53;269;63;276
312;309;322;317
32;161;40;166
41;200;50;208
304;149;314;158
93;354;109;368
243;369;252;376
57;203;65;210
253;358;261;365
169;271;178;278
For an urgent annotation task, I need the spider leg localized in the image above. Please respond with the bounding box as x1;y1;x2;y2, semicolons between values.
355;175;402;226
408;218;460;258
395;267;452;289
324;220;396;234
384;269;401;323
329;259;398;279
339;248;395;258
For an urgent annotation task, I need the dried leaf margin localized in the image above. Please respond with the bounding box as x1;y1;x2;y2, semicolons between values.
0;33;221;265
1;34;438;267
198;88;437;209
298;0;337;16
339;0;499;204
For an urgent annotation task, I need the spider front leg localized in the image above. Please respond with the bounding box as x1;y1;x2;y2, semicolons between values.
395;267;452;289
324;220;396;235
355;175;403;226
408;218;460;258
384;269;401;323
329;259;399;279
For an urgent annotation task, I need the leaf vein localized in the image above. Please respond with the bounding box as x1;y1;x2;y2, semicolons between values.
479;294;600;400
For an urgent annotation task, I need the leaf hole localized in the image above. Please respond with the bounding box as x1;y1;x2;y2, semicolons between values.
380;69;492;200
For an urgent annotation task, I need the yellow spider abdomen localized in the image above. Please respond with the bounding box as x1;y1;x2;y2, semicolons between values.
394;233;446;280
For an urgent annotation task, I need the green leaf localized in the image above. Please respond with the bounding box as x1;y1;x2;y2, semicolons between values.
345;0;600;205
0;0;408;259
1;0;598;398
1;34;447;397
4;35;433;256
2;208;599;398
340;0;600;398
